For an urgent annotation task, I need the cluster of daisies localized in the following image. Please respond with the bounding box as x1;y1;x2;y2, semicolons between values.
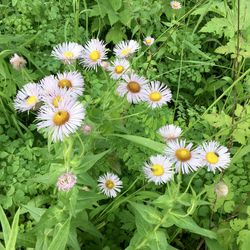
52;38;172;108
14;71;85;141
56;124;230;198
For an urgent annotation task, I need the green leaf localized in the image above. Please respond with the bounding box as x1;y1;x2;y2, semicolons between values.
205;238;225;250
6;208;20;250
108;0;122;11
170;214;217;239
0;206;11;246
130;202;162;225
237;230;250;250
21;204;46;222
48;218;71;250
112;134;165;153
106;25;125;43
75;149;110;173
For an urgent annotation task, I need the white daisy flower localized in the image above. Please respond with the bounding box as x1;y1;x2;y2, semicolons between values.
37;98;85;142
108;59;130;79
56;71;84;96
158;124;182;142
144;155;174;185
98;172;123;198
165;139;202;174
14;83;41;112
10;53;27;70
40;75;59;96
114;40;140;58
51;42;83;64
199;141;230;173
144;81;172;109
143;36;155;46
170;1;182;10
117;73;148;103
81;39;107;70
42;87;76;108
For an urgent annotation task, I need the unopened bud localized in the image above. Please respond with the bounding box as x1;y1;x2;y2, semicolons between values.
81;124;92;134
100;61;110;70
215;181;228;198
10;54;27;70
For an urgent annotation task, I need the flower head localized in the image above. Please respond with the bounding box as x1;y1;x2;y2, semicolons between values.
108;59;130;80
143;36;155;46
165;139;202;174
81;39;107;70
56;172;77;191
170;1;182;9
117;73;148;103
14;83;41;112
144;81;172;109
37;98;85;142
114;40;140;58
10;53;27;70
51;42;83;64
98;172;123;198
144;155;174;185
56;71;84;96
81;124;92;134
158;124;182;142
199;141;230;173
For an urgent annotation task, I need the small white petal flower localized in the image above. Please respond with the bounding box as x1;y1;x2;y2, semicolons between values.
199;141;231;173
81;39;107;70
215;181;229;198
144;155;174;185
165;139;202;174
144;81;172;109
14;83;41;112
42;87;76;108
56;172;77;191
56;71;84;96
117;73;148;103
51;42;83;64
158;124;182;142
170;1;182;9
40;75;59;96
37;98;85;142
108;59;130;79
10;53;27;70
143;37;155;46
114;40;140;58
98;172;123;198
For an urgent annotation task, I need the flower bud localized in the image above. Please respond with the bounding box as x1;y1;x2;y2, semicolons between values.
10;54;27;70
215;181;228;198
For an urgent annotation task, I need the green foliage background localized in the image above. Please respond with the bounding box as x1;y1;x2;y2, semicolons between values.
0;0;250;249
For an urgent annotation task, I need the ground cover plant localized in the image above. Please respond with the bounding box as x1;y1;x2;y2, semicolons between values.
0;0;250;249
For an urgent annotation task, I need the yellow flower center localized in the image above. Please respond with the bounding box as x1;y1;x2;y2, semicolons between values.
63;51;74;59
127;81;141;93
105;180;115;189
58;79;72;89
151;164;165;176
149;91;162;101
145;38;152;44
121;48;131;57
115;65;124;74
89;50;100;61
53;110;70;126
175;148;191;162
26;96;38;105
206;152;219;164
52;96;62;108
